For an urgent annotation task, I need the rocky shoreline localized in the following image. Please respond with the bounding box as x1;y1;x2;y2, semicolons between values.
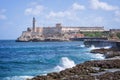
27;48;120;80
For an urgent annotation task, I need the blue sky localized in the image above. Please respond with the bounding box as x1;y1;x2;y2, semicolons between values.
0;0;120;39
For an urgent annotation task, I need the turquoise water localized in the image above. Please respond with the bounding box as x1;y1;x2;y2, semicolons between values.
0;40;104;80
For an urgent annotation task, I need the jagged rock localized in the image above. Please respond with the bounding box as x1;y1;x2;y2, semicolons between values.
84;59;120;68
90;48;120;58
29;47;120;80
97;71;120;80
29;59;120;80
90;48;120;54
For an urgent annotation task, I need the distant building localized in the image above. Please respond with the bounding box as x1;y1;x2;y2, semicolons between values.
110;29;120;33
27;18;104;37
17;17;105;41
62;26;104;33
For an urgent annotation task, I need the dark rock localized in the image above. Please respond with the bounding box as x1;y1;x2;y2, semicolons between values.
90;48;120;58
105;51;120;58
84;59;120;68
29;46;120;80
47;72;61;79
97;71;120;80
90;48;120;54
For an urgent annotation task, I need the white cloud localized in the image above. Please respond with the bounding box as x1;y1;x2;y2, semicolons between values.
90;0;118;11
72;3;85;10
46;11;71;19
46;2;85;20
114;10;120;22
25;2;44;16
0;9;6;13
0;14;7;20
115;18;120;22
0;9;7;20
115;10;120;17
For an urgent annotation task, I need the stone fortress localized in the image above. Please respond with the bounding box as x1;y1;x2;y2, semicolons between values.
17;17;105;42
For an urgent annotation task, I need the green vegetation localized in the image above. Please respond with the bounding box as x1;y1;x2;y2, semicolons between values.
82;32;105;37
116;33;120;39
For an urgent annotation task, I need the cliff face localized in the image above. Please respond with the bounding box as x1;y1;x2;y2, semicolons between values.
16;31;44;42
16;31;69;42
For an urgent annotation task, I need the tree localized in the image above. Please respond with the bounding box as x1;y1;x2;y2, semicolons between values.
116;33;120;39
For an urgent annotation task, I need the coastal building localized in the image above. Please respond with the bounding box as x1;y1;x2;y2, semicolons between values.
26;18;104;34
17;17;105;41
62;26;104;33
32;17;36;32
110;29;120;33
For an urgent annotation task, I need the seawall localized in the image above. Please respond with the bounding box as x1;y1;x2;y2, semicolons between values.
84;40;120;49
70;37;107;41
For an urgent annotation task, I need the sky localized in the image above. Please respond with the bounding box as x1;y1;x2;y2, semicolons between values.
0;0;120;39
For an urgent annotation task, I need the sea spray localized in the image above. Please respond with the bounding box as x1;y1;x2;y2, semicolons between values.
3;76;33;80
89;45;100;50
89;45;112;50
54;57;75;71
93;53;105;59
103;46;111;49
77;44;85;48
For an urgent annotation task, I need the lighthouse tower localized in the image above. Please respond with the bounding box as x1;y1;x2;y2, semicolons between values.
33;17;36;32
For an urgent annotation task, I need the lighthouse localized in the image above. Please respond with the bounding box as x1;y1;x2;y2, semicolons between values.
33;17;36;32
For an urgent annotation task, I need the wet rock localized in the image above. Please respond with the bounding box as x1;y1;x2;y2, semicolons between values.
90;48;120;58
105;51;120;58
62;75;95;80
84;59;120;68
97;71;120;80
29;49;120;80
90;48;119;54
47;72;61;79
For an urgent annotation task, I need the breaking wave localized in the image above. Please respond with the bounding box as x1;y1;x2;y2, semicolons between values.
93;53;105;60
54;57;76;71
3;76;33;80
89;45;112;50
78;44;85;48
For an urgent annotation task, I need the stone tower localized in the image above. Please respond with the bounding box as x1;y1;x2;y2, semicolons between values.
33;17;36;32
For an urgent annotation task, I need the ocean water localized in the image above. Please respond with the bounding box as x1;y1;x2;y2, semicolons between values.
0;40;105;80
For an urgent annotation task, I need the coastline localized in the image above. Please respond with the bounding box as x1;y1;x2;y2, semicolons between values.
27;47;120;80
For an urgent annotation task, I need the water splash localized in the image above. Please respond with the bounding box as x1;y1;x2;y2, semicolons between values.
54;57;75;71
78;44;85;48
3;76;33;80
93;53;105;60
103;46;111;49
89;45;112;50
89;45;100;50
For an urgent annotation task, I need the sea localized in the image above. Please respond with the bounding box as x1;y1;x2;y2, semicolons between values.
0;40;105;80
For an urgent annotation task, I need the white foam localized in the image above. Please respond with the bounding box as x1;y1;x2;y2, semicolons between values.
79;45;85;48
54;57;75;72
103;46;111;49
3;76;33;80
89;45;100;50
89;45;112;50
92;53;105;60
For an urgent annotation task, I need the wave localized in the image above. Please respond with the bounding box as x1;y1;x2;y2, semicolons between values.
3;76;33;80
89;45;112;50
77;44;85;48
89;45;100;50
54;57;75;72
93;53;105;60
103;46;111;49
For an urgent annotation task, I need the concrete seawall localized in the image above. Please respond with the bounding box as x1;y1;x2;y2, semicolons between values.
84;40;120;49
70;37;107;41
